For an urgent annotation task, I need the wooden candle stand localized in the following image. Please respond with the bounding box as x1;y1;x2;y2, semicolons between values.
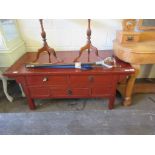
74;19;102;62
33;19;62;63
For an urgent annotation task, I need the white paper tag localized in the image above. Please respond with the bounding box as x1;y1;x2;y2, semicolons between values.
13;71;18;74
75;62;81;69
124;69;135;72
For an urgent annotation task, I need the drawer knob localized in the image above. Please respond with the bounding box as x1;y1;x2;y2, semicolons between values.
127;36;134;41
43;77;48;82
88;76;94;82
67;89;72;95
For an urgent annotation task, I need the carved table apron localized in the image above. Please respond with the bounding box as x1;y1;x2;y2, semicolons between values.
4;51;134;110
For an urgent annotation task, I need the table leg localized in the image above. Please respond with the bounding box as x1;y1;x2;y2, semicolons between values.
20;83;36;110
108;96;115;109
123;64;140;106
27;97;36;110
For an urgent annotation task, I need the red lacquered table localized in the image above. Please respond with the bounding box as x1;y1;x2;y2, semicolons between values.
4;50;134;110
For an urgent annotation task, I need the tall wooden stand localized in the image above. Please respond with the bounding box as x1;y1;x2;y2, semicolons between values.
33;19;62;63
74;19;102;62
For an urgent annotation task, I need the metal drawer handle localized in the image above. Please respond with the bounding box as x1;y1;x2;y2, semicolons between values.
88;76;94;82
43;77;48;82
67;89;72;95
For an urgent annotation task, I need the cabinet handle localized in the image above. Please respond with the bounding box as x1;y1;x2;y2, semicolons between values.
43;77;48;82
88;76;94;82
67;89;72;95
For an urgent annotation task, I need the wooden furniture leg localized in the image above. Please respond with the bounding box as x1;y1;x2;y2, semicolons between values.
27;97;36;110
108;96;115;109
33;19;62;63
19;81;36;110
123;64;140;106
74;19;102;62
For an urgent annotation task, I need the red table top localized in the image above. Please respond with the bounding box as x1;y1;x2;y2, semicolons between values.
4;50;134;76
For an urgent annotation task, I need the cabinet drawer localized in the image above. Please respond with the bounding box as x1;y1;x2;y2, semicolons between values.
92;75;114;86
26;75;68;86
51;87;90;97
70;75;114;87
122;34;140;43
71;88;90;96
28;86;50;98
91;87;114;97
70;75;89;87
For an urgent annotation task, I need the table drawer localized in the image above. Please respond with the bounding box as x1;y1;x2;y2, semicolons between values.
26;75;68;86
28;86;50;98
91;75;115;86
51;87;90;97
91;87;114;97
122;34;140;43
70;75;114;87
70;75;89;87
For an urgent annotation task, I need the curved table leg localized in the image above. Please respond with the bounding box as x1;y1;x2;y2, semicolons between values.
19;83;26;97
123;64;140;106
1;76;13;102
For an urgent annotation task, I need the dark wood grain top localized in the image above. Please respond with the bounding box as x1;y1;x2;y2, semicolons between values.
4;50;134;77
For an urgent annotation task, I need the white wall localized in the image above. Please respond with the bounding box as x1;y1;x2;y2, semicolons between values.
17;19;121;51
0;19;26;67
17;19;155;78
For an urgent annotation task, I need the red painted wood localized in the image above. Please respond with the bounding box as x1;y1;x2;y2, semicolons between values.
69;75;90;87
108;96;115;110
4;50;134;110
28;86;50;98
50;87;68;97
4;51;134;76
26;75;68;86
91;87;114;97
51;87;90;97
